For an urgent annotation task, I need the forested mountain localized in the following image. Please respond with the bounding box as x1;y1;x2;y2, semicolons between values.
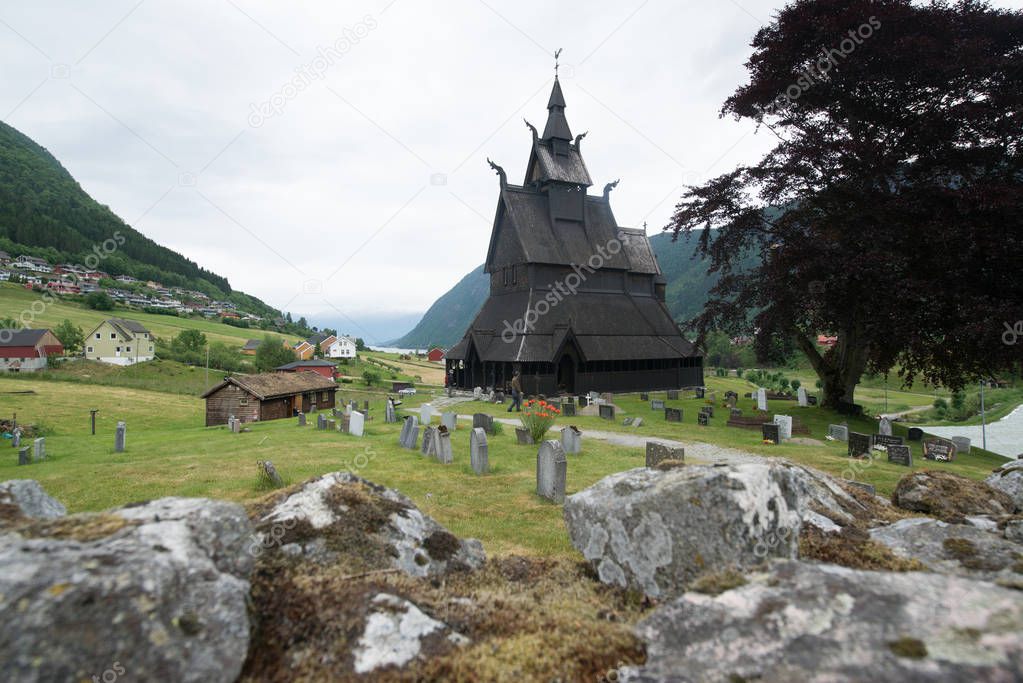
0;121;261;305
389;231;757;349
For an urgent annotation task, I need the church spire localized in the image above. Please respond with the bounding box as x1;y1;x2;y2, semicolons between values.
542;50;573;142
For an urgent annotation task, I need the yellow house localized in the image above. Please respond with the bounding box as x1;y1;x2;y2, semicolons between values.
84;318;155;365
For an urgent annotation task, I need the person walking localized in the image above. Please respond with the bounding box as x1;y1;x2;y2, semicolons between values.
507;371;522;412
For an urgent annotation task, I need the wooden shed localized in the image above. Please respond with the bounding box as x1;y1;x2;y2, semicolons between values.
201;372;337;426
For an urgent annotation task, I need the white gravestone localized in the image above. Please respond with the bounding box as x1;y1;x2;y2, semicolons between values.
349;410;365;437
773;415;793;440
757;388;768;412
797;387;808;407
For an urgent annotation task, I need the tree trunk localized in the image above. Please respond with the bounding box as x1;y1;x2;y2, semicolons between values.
793;328;868;414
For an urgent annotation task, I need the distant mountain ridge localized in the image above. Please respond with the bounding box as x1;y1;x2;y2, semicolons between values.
389;232;751;349
0;121;276;316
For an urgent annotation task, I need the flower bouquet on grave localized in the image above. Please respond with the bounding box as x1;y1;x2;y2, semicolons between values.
520;399;561;443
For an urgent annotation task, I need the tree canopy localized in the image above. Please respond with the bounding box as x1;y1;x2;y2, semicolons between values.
668;0;1023;410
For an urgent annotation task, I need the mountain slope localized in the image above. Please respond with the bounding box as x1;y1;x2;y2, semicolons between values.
0;121;268;309
390;232;755;349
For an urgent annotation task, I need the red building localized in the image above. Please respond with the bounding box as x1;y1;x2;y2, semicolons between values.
275;359;338;380
427;347;446;362
0;329;64;372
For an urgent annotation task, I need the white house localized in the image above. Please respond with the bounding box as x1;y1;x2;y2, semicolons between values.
84;318;155;365
317;334;357;359
13;255;51;273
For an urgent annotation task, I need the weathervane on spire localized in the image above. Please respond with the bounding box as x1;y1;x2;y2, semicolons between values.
554;48;562;77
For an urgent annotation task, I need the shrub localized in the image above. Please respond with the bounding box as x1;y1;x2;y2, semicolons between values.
362;369;380;386
84;291;114;310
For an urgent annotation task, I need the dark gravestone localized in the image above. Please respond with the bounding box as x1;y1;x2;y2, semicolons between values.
651;399;665;411
697;412;709;426
700;406;714;418
762;423;780;444
848;432;873;458
887;444;913;467
578;396;589;408
664;408;682;423
666;390;679;400
873;434;904;449
17;447;30;466
695;387;705;399
598;404;615;421
640;393;649;401
923;437;957;462
807;396;818;406
563;396;575;405
730;408;743;418
298;412;306;426
645;442;684;468
622;417;634;426
473;413;495;435
562;402;576;417
907;427;924;442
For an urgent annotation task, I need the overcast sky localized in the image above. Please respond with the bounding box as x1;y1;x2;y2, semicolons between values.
4;1;1013;342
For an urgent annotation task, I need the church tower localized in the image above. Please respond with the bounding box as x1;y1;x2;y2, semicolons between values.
446;73;703;394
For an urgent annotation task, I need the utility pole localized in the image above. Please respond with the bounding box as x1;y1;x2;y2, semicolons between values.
90;409;98;435
205;346;210;389
980;380;987;451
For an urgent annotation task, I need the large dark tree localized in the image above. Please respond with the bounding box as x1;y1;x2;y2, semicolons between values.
669;0;1023;411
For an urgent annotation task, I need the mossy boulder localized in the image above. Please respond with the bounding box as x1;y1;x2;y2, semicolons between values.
891;470;1015;521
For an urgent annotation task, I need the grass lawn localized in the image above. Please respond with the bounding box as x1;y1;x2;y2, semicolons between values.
1;374;1008;560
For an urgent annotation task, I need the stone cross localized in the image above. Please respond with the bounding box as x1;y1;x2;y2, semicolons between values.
33;437;45;461
536;440;567;504
435;426;453;464
349;410;365;437
441;412;457;431
646;442;684;467
114;421;126;452
470;427;489;474
560;425;581;454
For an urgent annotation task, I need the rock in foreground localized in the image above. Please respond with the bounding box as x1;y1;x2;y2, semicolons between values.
0;479;66;521
986;460;1023;512
892;470;1015;520
0;496;254;683
625;560;1023;683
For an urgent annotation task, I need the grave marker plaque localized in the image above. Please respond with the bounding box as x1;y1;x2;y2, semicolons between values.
473;413;495;435
873;434;904;449
622;417;634;426
923;437;956;462
886;444;912;467
561;426;581;454
441;412;457;431
697;412;709;426
762;423;780;444
17;446;30;466
631;417;643;427
598;404;615;421
645;442;684;467
349;411;365;437
828;424;849;442
848;432;872;458
562;402;576;417
664;408;682;423
651;399;665;411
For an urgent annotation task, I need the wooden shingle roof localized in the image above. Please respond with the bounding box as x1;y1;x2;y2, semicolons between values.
200;372;337;400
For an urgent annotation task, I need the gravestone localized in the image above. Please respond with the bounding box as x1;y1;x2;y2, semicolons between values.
298;412;306;426
622;417;633;426
441;412;457;431
332;408;340;418
631;417;643;427
762;423;780;444
697;412;709;426
951;436;971;455
516;427;534;445
667;390;679;400
828;424;849;442
645;442;684;468
599;404;615;421
32;438;45;462
562;402;576;417
114;421;126;452
385;400;397;424
907;427;923;442
339;414;350;434
701;406;714;418
231;417;241;434
695;387;705;399
473;387;483;400
726;395;737;409
326;419;336;432
420;404;433;425
665;408;682;423
756;388;768;412
563;396;575;405
435;426;453;464
773;415;792;440
399;416;419;449
11;430;20;448
873;434;904;449
887;444;913;467
640;393;649;401
317;414;327;430
797;387;808;407
363;400;370;412
470;428;489;474
708;392;717;403
848;432;872;458
651;399;665;411
259;460;284;488
349;410;365;437
17;446;30;466
879;417;893;437
536;440;567;504
473;413;495;435
730;408;743;417
923;437;957;462
807;396;818;406
561;425;581;454
495;390;505;403
421;426;438;456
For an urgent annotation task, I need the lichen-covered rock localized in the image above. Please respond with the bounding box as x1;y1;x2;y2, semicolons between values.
0;497;253;683
353;593;469;674
892;470;1015;521
250;472;484;576
870;517;1023;585
0;479;66;522
565;464;796;597
623;560;1023;683
986;460;1023;512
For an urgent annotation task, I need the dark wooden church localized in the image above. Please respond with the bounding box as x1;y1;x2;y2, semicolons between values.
446;76;703;394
